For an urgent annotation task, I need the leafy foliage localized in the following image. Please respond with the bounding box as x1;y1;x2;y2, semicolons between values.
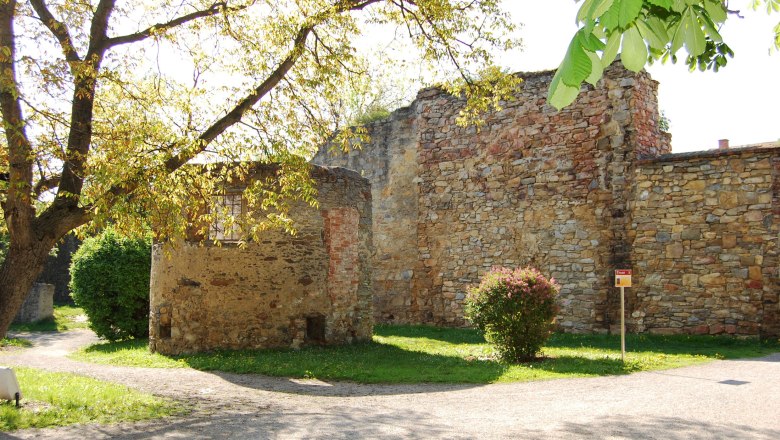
69;230;151;341
549;0;780;108
0;0;520;338
465;267;560;363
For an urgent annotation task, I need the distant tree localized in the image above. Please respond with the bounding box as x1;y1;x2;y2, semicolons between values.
0;0;521;339
549;0;780;108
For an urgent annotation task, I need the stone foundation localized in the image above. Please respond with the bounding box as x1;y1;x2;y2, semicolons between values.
149;165;373;354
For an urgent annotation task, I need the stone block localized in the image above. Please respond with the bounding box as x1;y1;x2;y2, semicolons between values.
13;283;54;324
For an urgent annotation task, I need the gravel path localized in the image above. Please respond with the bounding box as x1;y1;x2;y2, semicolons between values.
1;330;779;439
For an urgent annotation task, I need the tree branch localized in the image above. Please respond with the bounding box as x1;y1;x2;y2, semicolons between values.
29;0;81;62
0;0;36;235
33;175;60;196
55;0;115;207
105;1;242;48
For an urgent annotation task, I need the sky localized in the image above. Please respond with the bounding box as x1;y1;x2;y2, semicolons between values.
502;1;780;153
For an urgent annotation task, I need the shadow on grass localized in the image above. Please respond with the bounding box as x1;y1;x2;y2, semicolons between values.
8;318;58;333
374;324;486;345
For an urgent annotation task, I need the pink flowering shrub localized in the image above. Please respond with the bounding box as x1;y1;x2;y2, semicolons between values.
465;267;560;362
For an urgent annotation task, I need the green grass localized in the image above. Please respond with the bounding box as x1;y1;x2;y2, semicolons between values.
0;367;183;431
9;305;89;332
0;338;32;348
71;325;780;384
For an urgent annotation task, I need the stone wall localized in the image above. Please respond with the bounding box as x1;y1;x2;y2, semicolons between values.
37;234;80;304
13;283;54;324
315;63;779;337
630;147;779;336
149;165;373;354
316;64;671;330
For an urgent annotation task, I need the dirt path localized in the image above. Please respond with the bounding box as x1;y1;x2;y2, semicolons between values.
1;330;779;439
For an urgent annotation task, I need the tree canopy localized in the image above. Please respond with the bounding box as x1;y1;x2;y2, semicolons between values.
0;0;522;338
549;0;780;109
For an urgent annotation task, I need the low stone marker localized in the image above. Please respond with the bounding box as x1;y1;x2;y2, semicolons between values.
13;283;54;324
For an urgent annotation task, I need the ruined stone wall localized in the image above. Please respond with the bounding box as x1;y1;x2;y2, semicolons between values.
313;107;421;323
316;65;670;330
149;165;373;354
630;148;779;337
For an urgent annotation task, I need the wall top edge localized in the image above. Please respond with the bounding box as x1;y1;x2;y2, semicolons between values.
638;145;780;165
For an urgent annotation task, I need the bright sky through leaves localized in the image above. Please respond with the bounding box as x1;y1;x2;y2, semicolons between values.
503;0;779;153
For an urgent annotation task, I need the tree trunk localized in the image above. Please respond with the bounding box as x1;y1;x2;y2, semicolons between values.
0;237;58;339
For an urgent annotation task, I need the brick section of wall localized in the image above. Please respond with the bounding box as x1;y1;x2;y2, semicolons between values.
322;207;363;339
630;147;779;336
149;165;373;354
313;107;421;323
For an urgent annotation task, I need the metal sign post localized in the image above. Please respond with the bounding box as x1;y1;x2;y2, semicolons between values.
614;269;632;363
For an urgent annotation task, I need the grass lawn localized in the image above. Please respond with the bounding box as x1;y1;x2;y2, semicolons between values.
9;305;89;332
71;325;780;384
0;367;183;431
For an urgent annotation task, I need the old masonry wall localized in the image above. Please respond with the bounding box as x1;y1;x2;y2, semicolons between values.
314;64;779;337
149;165;374;354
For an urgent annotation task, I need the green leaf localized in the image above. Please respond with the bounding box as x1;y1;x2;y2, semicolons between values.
681;8;706;56
621;25;648;71
585;51;604;85
601;1;621;30
703;0;727;23
580;31;607;51
559;32;594;87
671;0;687;13
547;70;582;110
645;0;673;9
698;9;723;42
619;0;644;28
578;0;616;23
636;18;668;49
602;31;622;65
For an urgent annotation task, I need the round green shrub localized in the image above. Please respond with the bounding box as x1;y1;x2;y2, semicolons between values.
465;267;560;363
69;229;151;341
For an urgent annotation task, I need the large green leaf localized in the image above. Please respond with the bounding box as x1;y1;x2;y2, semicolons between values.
698;8;723;42
601;0;621;30
577;0;615;23
585;51;604;85
619;0;644;28
671;0;687;13
548;70;582;110
636;18;669;49
621;25;648;71
645;0;673;9
703;0;727;23
559;32;594;87
580;31;608;51
681;7;706;56
601;30;622;65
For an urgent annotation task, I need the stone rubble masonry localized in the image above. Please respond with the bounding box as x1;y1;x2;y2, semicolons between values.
13;283;54;324
149;165;373;355
632;148;779;337
314;64;779;337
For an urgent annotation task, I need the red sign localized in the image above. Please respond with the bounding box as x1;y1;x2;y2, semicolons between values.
615;269;632;287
